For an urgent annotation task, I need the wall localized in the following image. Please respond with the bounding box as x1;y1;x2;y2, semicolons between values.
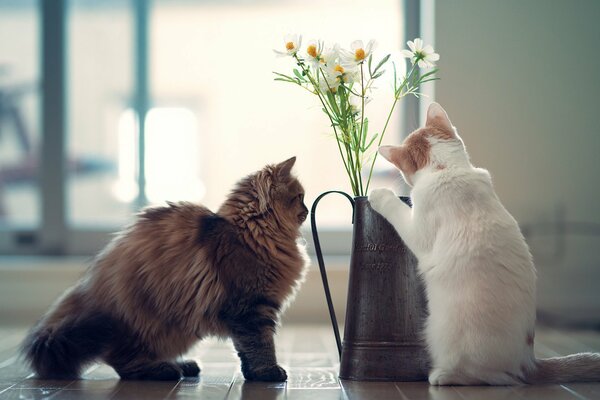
434;0;600;325
0;258;350;326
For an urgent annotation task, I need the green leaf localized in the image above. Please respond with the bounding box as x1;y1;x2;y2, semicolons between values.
361;118;369;147
362;133;379;151
372;70;384;79
368;54;373;75
326;90;341;116
419;77;440;84
418;69;439;80
372;54;391;76
293;68;306;81
272;71;295;81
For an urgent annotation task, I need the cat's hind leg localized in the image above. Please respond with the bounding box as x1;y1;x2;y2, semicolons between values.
429;368;460;385
22;311;116;379
429;368;482;386
429;367;522;386
104;329;184;381
115;361;183;381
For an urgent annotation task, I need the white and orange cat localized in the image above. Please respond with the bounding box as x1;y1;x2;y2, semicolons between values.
369;102;600;385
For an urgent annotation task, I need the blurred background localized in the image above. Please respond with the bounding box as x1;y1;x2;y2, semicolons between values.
0;0;599;330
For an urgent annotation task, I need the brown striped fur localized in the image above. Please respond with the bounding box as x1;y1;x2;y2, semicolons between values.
21;157;308;382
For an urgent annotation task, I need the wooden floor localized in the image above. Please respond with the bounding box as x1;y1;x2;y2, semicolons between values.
0;325;599;399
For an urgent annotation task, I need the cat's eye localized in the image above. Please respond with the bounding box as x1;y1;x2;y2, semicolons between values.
290;193;304;205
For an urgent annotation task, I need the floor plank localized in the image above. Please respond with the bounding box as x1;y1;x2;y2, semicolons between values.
0;388;62;400
511;385;585;400
449;385;524;400
0;325;598;399
226;379;284;400
397;382;463;400
535;328;600;400
340;380;409;400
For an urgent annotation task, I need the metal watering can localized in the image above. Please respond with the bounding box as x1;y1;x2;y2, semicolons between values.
310;191;429;381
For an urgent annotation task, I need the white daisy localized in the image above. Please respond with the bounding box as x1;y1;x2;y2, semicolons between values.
318;64;342;93
306;42;340;74
274;34;303;57
348;94;371;115
325;63;359;87
320;43;340;67
341;39;377;66
400;38;439;68
305;40;324;70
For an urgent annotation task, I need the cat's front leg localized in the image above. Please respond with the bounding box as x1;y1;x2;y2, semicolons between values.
225;312;286;382
231;329;286;382
368;188;412;239
368;188;423;255
369;188;410;219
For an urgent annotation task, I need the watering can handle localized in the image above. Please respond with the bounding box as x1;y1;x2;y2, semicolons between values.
310;190;355;360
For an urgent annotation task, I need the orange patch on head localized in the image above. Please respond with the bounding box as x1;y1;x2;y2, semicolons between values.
379;131;431;182
400;130;431;176
429;126;455;140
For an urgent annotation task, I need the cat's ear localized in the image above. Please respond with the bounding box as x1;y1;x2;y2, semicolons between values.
425;102;454;134
379;145;408;170
379;142;426;176
276;156;296;178
379;145;399;165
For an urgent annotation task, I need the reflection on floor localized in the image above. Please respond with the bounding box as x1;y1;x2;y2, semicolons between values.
0;325;600;399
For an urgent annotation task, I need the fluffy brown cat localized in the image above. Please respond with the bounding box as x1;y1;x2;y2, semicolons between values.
22;157;308;382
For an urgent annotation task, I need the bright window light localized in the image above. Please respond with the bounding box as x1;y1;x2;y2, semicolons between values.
114;107;205;204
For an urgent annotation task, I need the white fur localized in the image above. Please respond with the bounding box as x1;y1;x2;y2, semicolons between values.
369;133;537;385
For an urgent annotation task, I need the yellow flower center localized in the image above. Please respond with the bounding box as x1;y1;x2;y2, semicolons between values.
334;65;345;74
355;48;366;60
307;45;318;58
285;42;295;51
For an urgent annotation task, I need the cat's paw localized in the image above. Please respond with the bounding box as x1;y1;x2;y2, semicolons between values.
368;188;397;215
177;360;201;377
243;364;287;382
428;368;463;386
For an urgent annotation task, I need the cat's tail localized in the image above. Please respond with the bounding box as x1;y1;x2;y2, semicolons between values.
21;290;115;378
524;353;600;384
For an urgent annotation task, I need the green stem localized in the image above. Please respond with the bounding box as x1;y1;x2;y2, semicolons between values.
357;63;365;195
318;67;360;195
364;62;419;193
297;56;357;194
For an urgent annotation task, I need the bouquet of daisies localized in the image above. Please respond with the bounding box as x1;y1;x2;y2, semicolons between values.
274;35;440;196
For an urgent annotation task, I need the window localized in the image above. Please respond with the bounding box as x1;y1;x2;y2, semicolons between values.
67;0;135;227
0;0;40;229
151;0;405;227
116;107;204;205
0;0;425;255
